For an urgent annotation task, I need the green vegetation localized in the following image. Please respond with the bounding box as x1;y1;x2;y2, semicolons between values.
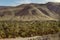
0;21;60;38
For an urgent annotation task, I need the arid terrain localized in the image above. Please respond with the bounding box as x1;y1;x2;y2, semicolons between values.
0;33;60;40
0;2;60;21
0;2;60;40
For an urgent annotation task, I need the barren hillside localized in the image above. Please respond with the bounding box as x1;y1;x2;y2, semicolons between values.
0;2;60;21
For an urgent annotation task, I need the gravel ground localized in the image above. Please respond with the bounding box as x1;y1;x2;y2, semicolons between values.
0;33;60;40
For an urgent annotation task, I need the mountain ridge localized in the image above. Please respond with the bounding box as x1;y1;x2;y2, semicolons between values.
0;2;60;21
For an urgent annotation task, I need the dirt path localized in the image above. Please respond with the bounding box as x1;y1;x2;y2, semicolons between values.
0;33;60;40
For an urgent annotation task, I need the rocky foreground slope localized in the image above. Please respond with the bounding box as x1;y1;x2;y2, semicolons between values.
0;33;60;40
0;2;60;21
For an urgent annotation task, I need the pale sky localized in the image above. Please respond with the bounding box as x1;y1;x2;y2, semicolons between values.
0;0;60;6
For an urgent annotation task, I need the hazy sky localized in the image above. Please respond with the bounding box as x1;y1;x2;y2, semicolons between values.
0;0;60;6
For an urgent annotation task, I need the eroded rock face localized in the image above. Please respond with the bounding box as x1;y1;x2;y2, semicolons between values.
0;2;60;21
47;2;60;15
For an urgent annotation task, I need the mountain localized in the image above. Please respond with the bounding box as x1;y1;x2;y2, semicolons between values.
0;2;60;21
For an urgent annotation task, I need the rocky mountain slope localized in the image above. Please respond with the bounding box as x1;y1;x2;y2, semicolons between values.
0;2;60;21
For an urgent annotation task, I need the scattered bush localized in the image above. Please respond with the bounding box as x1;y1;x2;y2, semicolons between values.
0;21;60;38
